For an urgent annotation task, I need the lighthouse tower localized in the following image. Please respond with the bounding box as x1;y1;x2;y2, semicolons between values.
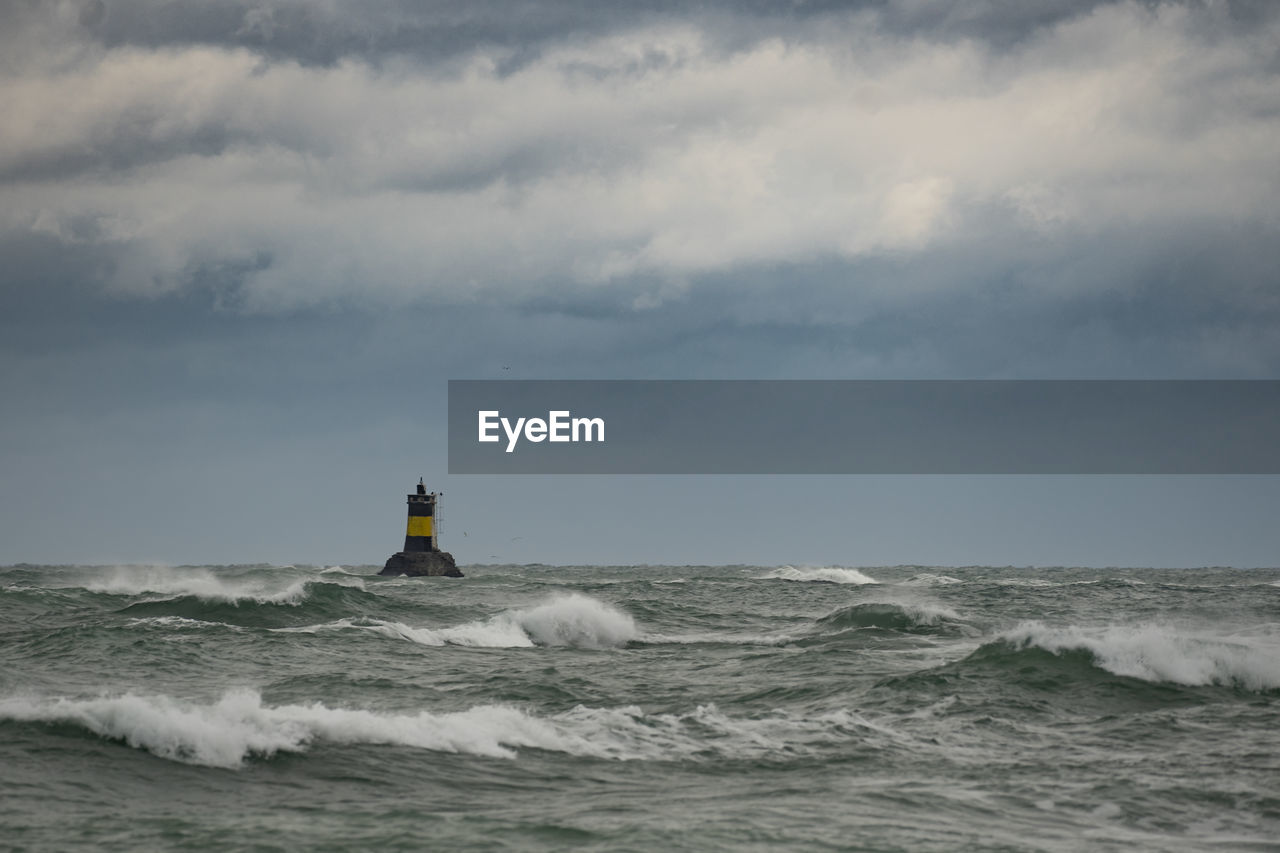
379;479;462;577
404;479;438;552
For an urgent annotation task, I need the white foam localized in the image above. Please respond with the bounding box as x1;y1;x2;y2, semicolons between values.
435;617;534;648
125;616;239;631
0;689;890;768
999;622;1280;690
76;566;362;605
554;703;895;758
889;601;964;626
899;573;964;587
0;689;568;766
278;594;637;649
507;594;638;648
836;598;963;624
761;566;879;584
985;577;1059;588
816;598;973;637
274;617;482;646
904;694;960;719
643;631;791;646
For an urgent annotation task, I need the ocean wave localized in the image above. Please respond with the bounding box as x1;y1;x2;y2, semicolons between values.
279;593;637;649
761;566;879;585
640;631;791;646
124;616;241;631
817;601;966;634
276;617;523;648
899;573;965;587
982;577;1059;588
511;594;637;647
0;689;891;768
78;566;363;605
993;622;1280;691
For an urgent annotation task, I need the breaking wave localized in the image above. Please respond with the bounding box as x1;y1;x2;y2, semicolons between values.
988;622;1280;691
0;689;888;768
899;573;964;587
761;566;879;585
281;593;637;649
817;601;966;634
117;581;387;630
78;566;363;605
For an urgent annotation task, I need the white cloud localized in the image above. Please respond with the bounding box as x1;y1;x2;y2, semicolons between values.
1;2;1277;310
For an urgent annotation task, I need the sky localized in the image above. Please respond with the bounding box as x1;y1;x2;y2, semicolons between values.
2;0;1278;567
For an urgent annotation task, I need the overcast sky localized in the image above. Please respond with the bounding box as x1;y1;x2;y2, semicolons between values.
2;0;1278;567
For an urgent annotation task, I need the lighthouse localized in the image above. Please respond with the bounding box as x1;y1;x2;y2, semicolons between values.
404;479;438;552
379;479;463;577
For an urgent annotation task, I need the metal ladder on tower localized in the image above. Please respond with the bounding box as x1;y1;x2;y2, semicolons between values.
434;494;442;549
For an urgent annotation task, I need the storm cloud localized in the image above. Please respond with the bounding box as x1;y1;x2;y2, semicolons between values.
4;0;1277;321
2;0;1279;564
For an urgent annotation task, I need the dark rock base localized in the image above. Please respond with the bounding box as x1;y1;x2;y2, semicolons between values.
379;551;463;577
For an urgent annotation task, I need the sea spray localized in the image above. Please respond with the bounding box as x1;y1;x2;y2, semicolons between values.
77;565;363;605
996;622;1280;691
816;601;966;633
899;573;965;587
0;689;567;766
0;689;895;768
506;593;637;648
761;566;879;584
277;593;637;649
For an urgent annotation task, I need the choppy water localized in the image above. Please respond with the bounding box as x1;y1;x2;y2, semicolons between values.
3;562;1279;851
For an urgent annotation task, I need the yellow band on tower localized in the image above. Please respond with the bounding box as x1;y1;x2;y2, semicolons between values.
407;516;434;537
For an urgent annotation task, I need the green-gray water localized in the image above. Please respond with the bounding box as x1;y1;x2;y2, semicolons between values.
3;563;1279;851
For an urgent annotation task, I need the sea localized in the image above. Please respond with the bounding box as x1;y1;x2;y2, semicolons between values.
2;562;1278;852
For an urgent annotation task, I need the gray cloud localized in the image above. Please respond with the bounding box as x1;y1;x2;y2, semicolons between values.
7;1;1166;72
3;0;1277;332
3;1;1280;455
